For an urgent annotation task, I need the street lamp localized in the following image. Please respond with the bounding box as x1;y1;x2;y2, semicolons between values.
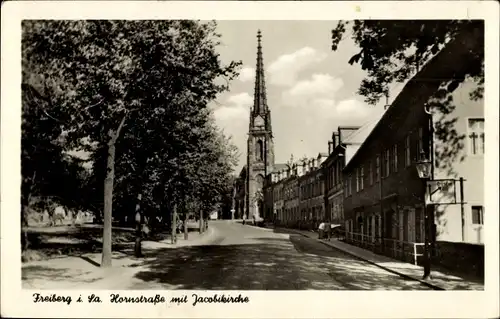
415;151;432;179
415;150;432;280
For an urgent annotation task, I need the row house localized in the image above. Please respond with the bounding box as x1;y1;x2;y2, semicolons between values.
322;125;371;226
263;154;328;228
342;31;484;267
298;154;327;229
283;165;300;227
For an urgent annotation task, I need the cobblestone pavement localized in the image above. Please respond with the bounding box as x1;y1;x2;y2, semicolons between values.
22;221;432;290
124;221;431;290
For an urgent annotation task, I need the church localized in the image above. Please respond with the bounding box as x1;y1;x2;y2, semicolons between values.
234;30;287;223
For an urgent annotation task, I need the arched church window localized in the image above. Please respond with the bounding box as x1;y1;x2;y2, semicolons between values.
256;140;264;161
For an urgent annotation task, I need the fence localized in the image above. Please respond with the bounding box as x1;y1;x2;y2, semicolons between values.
339;230;425;265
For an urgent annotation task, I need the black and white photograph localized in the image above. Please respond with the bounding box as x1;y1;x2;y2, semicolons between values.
1;1;499;318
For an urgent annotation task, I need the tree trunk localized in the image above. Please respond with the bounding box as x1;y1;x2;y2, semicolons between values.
21;204;30;251
134;193;143;258
199;210;204;234
101;114;128;268
21;171;36;251
184;209;188;240
101;140;115;268
171;204;177;244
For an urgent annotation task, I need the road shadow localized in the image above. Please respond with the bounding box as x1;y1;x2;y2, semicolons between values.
22;264;103;288
130;235;431;290
23;225;178;261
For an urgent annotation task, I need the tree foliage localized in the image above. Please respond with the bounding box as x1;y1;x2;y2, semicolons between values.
331;20;484;178
331;20;484;105
21;20;241;260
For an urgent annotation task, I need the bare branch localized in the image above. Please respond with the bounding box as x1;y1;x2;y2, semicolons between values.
112;112;128;144
83;98;105;111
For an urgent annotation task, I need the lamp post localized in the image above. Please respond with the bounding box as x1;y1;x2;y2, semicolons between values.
415;150;432;280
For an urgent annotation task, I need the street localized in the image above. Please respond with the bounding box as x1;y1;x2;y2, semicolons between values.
124;221;431;290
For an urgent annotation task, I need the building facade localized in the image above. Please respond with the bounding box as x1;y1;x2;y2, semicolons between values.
283;164;300;227
246;30;275;222
342;32;484;265
323;128;359;226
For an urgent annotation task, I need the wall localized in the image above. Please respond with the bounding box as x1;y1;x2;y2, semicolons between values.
434;241;484;279
432;79;484;244
340;26;485;270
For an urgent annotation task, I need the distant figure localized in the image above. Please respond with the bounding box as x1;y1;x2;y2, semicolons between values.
324;220;331;241
318;221;326;239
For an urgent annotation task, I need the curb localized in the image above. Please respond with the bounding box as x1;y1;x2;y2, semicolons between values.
285;228;445;291
239;222;274;232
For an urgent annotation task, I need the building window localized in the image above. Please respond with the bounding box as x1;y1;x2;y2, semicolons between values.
471;206;484;225
405;135;411;167
384;149;390;177
375;155;380;182
356;168;360;192
346;174;352;196
332;165;336;186
368;161;373;185
468;119;485;155
360;166;364;190
337;163;341;185
393;144;398;172
417;127;424;157
256;140;264;161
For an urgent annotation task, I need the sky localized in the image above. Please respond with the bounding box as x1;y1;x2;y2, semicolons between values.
211;21;405;173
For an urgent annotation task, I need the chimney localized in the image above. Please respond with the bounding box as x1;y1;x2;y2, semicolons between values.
334;131;340;147
328;141;333;154
317;154;324;167
384;92;390;110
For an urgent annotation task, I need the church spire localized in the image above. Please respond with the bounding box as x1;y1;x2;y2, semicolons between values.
253;30;268;117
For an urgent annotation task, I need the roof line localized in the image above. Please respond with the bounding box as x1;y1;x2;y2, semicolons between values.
343;25;473;171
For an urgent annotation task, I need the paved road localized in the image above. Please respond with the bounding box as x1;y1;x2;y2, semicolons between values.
127;221;431;290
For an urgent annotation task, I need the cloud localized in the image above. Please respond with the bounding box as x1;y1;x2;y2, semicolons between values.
238;66;255;82
287;74;343;100
335;99;372;118
268;47;327;86
226;92;253;107
213;105;248;122
212;93;253;170
282;73;344;108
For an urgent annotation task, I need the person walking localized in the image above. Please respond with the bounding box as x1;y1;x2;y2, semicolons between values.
324;220;332;241
318;221;325;239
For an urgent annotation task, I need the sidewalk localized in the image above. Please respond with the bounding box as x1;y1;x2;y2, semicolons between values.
281;228;484;291
22;226;218;289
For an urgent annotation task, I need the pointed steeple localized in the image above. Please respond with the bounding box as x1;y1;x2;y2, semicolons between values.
251;30;272;133
253;30;268;117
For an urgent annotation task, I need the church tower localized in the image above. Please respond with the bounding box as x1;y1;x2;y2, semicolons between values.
246;30;275;221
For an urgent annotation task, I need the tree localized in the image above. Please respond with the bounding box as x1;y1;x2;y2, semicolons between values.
21;80;88;249
331;20;484;105
331;20;484;174
22;20;240;266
